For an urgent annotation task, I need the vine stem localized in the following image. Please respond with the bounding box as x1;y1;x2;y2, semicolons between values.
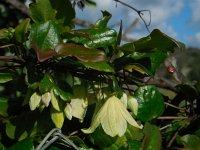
157;116;188;120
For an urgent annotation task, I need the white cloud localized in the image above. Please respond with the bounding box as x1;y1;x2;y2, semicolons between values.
185;32;200;47
190;0;200;26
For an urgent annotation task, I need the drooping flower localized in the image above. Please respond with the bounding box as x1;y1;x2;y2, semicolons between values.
82;95;143;137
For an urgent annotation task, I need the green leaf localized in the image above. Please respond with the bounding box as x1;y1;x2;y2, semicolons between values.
142;123;162;150
6;111;39;140
115;20;123;47
127;51;167;74
53;85;72;101
111;76;123;98
80;61;114;72
180;134;200;150
117;42;135;54
133;29;180;52
0;73;14;83
49;0;75;25
39;74;54;93
55;43;106;62
29;0;56;23
127;140;142;150
95;11;112;29
69;28;117;48
15;18;30;42
30;21;60;62
0;28;14;40
135;85;165;122
51;107;65;128
0;97;8;117
8;138;34;150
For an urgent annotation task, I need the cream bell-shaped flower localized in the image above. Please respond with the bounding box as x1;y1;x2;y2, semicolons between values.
82;95;143;137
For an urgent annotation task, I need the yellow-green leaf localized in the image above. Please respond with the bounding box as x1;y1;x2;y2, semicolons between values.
41;92;51;107
51;107;64;128
29;92;41;111
50;90;60;111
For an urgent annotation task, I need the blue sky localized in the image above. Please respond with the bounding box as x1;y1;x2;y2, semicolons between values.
76;0;200;48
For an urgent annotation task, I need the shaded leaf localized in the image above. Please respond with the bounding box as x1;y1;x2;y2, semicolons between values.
9;138;34;150
115;20;123;47
39;74;54;94
117;42;135;54
53;85;72;101
49;0;75;25
142;123;162;150
15;18;30;42
180;134;200;150
29;0;56;23
0;73;14;83
55;43;106;62
0;97;8;117
134;29;180;52
135;85;165;122
127;51;167;74
80;61;114;72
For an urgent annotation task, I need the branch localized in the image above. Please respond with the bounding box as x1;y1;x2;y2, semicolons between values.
113;0;151;32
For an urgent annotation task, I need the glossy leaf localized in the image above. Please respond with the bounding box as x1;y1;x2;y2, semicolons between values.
95;11;112;29
133;29;180;52
15;18;30;42
142;123;162;150
55;43;106;62
30;21;59;62
8;138;34;150
29;0;56;23
80;61;114;72
0;97;8;117
51;107;64;128
69;28;117;48
135;85;165;122
0;73;13;83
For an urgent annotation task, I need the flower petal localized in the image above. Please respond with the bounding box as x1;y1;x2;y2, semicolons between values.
119;99;143;129
101;98;127;137
82;99;107;134
127;96;138;116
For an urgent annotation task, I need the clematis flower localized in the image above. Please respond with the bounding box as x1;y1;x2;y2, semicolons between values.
82;95;143;137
